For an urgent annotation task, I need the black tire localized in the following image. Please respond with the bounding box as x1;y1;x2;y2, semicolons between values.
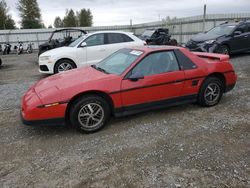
198;77;224;107
216;45;230;55
54;59;76;74
69;95;111;133
169;39;178;46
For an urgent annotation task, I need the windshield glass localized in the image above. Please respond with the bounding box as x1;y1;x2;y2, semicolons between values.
68;35;86;47
206;25;236;36
95;49;143;75
140;30;155;40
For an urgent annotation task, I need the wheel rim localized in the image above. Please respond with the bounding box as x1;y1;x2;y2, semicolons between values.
204;83;221;105
219;46;229;54
58;62;73;72
78;103;104;129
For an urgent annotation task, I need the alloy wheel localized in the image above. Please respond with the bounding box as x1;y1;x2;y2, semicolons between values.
204;83;221;105
58;62;73;72
78;103;104;129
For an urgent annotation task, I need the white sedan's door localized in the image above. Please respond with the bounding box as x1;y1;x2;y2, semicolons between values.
105;33;137;55
75;47;87;68
84;33;107;65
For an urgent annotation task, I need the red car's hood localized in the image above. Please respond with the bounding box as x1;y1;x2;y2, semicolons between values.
34;66;112;97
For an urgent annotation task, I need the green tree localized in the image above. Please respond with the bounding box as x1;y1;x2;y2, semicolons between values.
17;0;43;29
78;8;93;27
63;9;77;27
5;15;16;29
0;0;15;29
54;16;63;28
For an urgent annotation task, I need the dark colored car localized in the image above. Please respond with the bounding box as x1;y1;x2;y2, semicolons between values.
38;28;87;56
140;28;177;46
186;20;250;54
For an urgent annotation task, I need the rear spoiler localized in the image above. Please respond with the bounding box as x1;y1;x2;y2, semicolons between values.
193;52;229;61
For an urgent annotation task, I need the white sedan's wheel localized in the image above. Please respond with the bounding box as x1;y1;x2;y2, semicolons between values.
54;60;76;74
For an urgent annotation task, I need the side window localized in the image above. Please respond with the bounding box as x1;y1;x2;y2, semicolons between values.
107;33;133;44
246;24;250;32
84;34;104;47
235;24;247;33
131;51;179;76
122;34;134;42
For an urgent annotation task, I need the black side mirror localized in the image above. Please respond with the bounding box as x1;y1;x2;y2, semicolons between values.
128;73;144;82
233;31;242;36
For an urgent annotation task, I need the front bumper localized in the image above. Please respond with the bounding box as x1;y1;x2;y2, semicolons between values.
21;87;67;126
21;111;65;126
39;60;55;74
186;41;218;53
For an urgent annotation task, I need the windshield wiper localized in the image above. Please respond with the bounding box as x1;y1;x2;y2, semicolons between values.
91;64;110;74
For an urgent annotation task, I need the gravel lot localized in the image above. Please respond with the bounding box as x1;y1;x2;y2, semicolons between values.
0;52;249;188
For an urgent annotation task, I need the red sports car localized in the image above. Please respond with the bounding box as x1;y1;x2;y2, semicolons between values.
21;46;237;133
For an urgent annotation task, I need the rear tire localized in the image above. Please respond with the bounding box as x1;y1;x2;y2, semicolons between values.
216;45;230;55
169;39;178;46
198;77;223;107
54;59;76;74
70;95;110;133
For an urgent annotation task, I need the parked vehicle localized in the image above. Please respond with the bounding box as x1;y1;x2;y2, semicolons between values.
39;31;146;74
140;28;178;46
21;46;237;133
26;42;33;54
15;42;24;55
3;43;11;55
38;28;87;56
186;20;250;54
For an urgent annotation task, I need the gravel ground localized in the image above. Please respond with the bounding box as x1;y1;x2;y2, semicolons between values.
0;52;249;188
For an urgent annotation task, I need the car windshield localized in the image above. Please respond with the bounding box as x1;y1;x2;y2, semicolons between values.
206;25;236;36
140;30;155;40
68;35;86;47
93;49;143;75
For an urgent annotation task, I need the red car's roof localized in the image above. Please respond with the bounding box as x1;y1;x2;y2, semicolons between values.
131;45;183;53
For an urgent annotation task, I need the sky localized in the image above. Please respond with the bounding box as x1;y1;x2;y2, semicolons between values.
5;0;250;27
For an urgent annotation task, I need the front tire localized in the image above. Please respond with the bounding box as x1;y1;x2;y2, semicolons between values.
216;45;230;55
70;95;111;133
198;77;224;107
54;59;76;74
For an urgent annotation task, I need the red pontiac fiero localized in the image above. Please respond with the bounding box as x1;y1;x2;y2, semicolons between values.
21;46;237;133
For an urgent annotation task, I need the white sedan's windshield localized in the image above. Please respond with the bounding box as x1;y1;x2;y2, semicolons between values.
68;35;87;47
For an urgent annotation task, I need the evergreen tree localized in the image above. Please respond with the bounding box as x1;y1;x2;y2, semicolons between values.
17;0;43;29
0;0;15;29
78;8;93;27
5;15;16;29
54;16;63;28
63;9;77;27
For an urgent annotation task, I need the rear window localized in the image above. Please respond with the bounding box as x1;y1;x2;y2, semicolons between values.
107;33;133;44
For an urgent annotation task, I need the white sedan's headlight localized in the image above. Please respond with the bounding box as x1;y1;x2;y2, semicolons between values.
39;56;51;61
204;40;216;44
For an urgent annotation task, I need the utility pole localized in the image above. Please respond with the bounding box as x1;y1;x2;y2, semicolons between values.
203;4;206;32
130;19;133;33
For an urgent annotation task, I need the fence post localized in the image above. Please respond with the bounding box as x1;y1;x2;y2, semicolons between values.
203;4;207;32
180;21;183;44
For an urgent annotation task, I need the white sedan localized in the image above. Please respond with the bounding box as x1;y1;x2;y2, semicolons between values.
39;31;145;74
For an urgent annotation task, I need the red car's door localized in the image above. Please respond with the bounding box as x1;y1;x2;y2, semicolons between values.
121;51;185;107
